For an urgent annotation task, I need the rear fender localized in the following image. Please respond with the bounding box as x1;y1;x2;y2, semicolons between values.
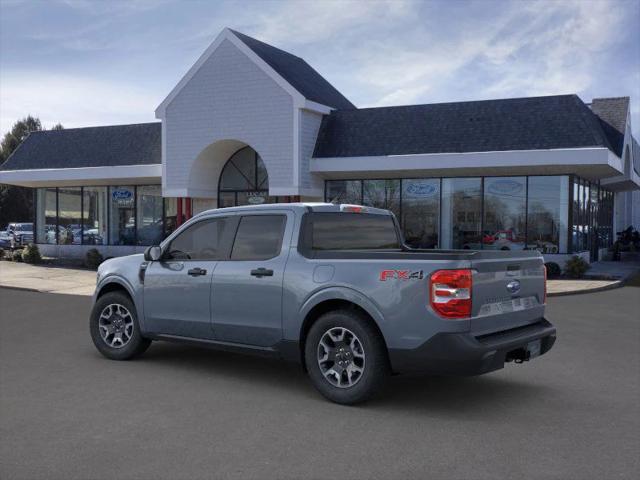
297;286;387;339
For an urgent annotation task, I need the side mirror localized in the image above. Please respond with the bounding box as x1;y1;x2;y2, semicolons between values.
144;245;162;262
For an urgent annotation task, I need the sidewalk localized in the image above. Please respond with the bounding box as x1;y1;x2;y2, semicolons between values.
0;261;96;296
547;258;640;296
547;278;621;296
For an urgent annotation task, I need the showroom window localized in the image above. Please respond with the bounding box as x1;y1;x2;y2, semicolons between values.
35;185;179;247
57;187;82;245
136;185;163;246
326;175;585;255
483;177;526;251
35;188;58;244
109;186;136;245
82;187;107;245
363;180;401;219
164;197;178;238
440;178;482;249
401;179;440;249
325;180;362;205
526;176;569;254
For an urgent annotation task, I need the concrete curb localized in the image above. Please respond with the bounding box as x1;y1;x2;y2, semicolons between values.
0;284;94;296
547;279;624;297
0;285;41;294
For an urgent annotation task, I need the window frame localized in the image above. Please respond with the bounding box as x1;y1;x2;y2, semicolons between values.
229;214;287;261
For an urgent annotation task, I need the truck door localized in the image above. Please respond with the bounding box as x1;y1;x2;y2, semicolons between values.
211;212;291;347
143;216;234;339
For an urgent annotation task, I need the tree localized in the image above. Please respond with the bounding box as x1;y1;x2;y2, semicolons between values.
0;116;63;227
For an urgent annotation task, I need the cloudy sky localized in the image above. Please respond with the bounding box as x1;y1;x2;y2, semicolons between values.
1;0;639;137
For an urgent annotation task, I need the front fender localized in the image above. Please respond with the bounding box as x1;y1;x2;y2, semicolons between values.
94;275;146;332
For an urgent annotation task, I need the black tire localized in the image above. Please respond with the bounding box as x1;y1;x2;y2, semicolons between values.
90;291;151;360
304;309;389;405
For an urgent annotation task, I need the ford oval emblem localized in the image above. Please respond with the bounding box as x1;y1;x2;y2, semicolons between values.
506;279;521;295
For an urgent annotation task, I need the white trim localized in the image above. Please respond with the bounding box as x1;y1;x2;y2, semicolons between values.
162;188;190;197
0;164;161;187
302;100;333;114
156;28;308;118
161;120;167;191
310;147;622;177
293;107;300;187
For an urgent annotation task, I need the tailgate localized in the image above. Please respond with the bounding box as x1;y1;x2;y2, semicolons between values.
470;251;545;335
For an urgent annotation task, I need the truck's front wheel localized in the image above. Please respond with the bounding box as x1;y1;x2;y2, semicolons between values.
305;310;389;405
90;291;151;361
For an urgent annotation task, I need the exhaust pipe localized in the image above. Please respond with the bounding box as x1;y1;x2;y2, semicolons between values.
505;348;530;364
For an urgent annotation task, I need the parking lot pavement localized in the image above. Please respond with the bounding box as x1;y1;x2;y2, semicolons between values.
1;287;638;480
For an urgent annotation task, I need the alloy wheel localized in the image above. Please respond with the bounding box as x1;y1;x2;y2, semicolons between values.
317;327;366;388
98;304;134;349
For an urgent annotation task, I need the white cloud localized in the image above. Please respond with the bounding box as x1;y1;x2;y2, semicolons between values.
0;0;637;138
334;0;627;108
250;0;412;45
0;72;158;132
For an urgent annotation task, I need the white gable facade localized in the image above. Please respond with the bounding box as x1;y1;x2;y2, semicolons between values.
156;29;328;204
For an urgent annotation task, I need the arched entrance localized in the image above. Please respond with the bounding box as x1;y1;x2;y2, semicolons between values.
217;146;281;207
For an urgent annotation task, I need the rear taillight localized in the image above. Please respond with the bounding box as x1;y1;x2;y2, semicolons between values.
543;265;547;305
429;269;473;319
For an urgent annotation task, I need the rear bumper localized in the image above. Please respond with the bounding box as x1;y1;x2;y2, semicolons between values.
388;319;556;375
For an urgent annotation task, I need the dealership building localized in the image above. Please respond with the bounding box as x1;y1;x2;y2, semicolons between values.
1;28;638;264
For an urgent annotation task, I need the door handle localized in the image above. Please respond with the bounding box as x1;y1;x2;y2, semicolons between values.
251;268;274;277
188;267;207;277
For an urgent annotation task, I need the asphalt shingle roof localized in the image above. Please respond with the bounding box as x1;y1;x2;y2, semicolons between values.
590;97;629;157
313;94;617;158
230;29;355;111
0;122;161;171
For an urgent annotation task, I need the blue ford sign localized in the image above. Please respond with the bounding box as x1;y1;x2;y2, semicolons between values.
488;180;523;196
111;189;133;200
405;182;438;198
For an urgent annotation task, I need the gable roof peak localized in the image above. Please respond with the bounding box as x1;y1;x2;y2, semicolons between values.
156;28;355;117
227;29;355;110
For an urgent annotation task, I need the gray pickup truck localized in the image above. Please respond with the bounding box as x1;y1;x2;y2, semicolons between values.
90;203;555;404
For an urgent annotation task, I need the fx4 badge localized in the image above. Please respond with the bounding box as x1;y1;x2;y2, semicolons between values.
379;270;424;281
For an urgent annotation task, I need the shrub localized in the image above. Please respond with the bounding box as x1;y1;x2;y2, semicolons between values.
544;262;561;279
10;250;23;262
0;248;5;260
565;255;590;279
21;244;42;264
85;248;104;270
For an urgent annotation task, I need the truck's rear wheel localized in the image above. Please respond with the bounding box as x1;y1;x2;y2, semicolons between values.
90;291;151;360
305;309;389;405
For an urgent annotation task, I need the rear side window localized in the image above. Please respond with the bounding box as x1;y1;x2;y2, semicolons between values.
310;213;400;250
166;217;230;260
231;215;286;260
